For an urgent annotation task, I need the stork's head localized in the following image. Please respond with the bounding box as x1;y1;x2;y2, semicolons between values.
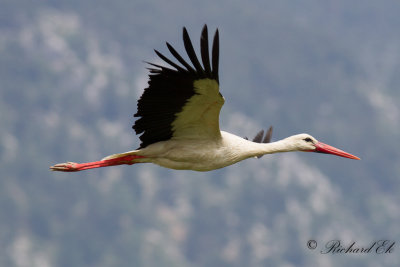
284;134;360;160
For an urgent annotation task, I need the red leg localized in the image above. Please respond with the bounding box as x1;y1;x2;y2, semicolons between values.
50;155;145;172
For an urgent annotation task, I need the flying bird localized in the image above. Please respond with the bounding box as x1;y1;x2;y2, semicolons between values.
50;25;359;172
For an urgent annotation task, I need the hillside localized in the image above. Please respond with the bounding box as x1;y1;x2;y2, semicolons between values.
1;1;399;266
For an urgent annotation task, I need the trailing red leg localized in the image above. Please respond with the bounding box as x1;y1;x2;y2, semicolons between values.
50;155;146;172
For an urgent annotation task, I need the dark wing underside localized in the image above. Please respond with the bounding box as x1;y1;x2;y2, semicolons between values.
133;25;223;148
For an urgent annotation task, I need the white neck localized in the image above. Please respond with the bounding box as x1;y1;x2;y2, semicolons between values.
247;139;297;158
221;131;304;161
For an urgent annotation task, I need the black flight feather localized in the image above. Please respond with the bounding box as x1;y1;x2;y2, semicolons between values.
200;25;212;76
263;126;273;143
253;130;264;143
166;42;196;74
211;29;219;82
153;50;186;72
183;27;205;75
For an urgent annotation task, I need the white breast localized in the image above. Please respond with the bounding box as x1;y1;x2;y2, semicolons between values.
140;131;257;171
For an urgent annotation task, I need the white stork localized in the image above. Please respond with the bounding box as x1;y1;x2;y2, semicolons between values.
50;25;359;172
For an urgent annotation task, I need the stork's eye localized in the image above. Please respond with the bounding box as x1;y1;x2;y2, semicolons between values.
303;137;313;143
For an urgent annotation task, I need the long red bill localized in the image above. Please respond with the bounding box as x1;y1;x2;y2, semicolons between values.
314;142;360;160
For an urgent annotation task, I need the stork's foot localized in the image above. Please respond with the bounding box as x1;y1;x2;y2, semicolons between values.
50;162;80;172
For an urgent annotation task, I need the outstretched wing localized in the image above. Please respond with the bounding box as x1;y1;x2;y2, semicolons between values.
133;25;224;148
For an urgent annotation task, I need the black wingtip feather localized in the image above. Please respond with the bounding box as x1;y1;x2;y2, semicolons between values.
263;126;273;143
252;130;264;143
212;29;219;82
200;25;212;76
166;42;196;73
183;27;205;75
154;49;186;72
151;25;219;81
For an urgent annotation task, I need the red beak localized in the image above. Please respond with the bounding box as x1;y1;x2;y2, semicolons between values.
314;142;360;160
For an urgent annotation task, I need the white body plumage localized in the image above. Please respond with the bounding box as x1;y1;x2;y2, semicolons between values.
105;132;323;171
